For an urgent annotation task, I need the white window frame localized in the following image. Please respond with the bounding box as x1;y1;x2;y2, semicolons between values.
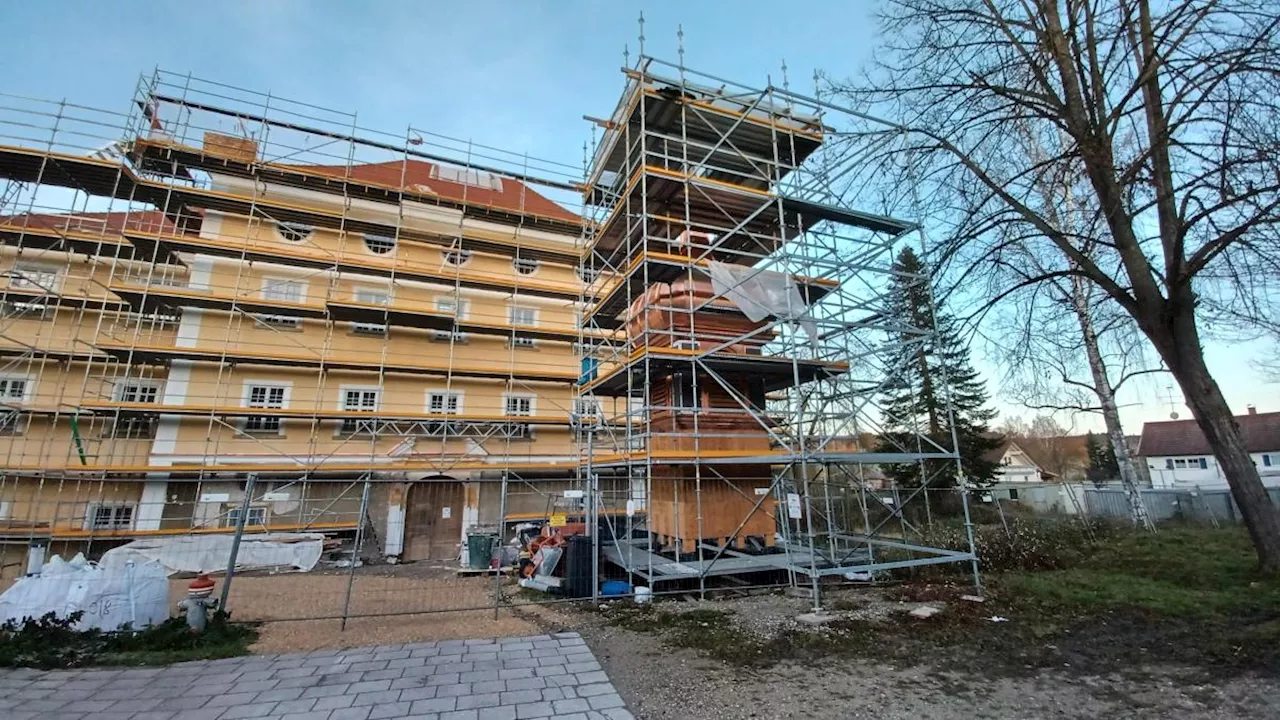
242;381;291;434
226;505;268;528
426;389;464;415
257;277;306;329
114;379;161;404
573;396;600;420
261;276;306;304
0;375;32;404
503;393;536;417
352;286;390;335
435;296;469;320
276;221;314;243
339;385;381;434
513;256;539;276
85;503;136;531
509;305;538;327
7;263;61;292
363;233;397;255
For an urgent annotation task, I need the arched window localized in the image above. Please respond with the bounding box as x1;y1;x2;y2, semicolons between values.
513;256;539;275
364;233;396;255
277;222;313;243
443;248;473;266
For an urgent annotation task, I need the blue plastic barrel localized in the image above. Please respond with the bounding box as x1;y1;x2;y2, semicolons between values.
600;580;631;596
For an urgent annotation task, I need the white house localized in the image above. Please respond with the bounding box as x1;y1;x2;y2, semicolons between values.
988;440;1047;484
1137;406;1280;489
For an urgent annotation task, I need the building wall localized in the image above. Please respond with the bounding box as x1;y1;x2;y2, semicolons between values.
993;446;1044;483
1143;452;1280;488
0;176;588;549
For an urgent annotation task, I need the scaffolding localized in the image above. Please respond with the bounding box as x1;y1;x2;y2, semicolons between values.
0;49;983;621
577;52;982;604
0;72;599;620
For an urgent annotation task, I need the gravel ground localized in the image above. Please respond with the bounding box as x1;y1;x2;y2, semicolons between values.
168;569;541;653
549;593;1280;719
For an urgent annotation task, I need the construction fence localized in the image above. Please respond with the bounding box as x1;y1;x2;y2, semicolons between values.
984;481;1280;526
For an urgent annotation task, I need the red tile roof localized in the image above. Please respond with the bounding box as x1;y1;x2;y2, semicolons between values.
294;159;580;226
0;210;178;235
1137;412;1280;456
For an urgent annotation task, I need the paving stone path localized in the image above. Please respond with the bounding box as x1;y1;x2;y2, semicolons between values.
0;632;633;720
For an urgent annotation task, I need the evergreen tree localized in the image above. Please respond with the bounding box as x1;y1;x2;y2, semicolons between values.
876;247;1002;487
1085;431;1119;486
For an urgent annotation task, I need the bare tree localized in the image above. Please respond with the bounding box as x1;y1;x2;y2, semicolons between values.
827;1;1280;569
988;128;1157;528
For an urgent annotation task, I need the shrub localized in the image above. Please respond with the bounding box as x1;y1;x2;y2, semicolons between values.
921;517;1117;572
0;611;257;669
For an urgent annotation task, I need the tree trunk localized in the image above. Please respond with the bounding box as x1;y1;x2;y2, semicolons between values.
1069;273;1154;530
1156;305;1280;572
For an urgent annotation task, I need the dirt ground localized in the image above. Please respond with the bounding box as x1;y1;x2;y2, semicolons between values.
169;565;542;653
521;593;1280;720
194;567;1280;718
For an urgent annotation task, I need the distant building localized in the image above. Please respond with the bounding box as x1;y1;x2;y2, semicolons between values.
1136;406;1280;488
986;440;1047;484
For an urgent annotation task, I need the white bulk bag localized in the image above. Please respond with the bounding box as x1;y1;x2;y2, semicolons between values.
0;553;170;631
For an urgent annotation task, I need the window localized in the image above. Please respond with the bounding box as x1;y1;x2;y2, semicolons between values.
340;388;379;434
435;296;468;319
1167;457;1209;470
111;380;159;438
430;164;504;190
89;504;134;530
245;384;287;433
8;263;60;291
277;222;313;243
0;377;29;403
262;278;304;304
1265;454;1275;467
1008;489;1020;501
258;278;304;329
442;248;472;266
505;394;534;417
4;300;50;319
510;336;537;349
427;391;462;415
364;233;397;255
573;396;600;420
226;506;267;528
671;373;701;410
509;305;538;327
352;287;390;335
116;381;160;404
513;256;539;275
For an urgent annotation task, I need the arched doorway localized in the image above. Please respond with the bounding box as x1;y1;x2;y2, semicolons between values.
402;477;464;562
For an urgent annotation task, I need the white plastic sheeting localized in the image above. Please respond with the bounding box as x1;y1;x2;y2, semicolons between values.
707;261;819;345
100;533;325;575
0;553;169;630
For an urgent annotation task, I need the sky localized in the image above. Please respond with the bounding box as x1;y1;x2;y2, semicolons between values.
2;0;1276;436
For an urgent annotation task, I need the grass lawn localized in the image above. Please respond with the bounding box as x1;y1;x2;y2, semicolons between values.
999;524;1280;616
603;523;1280;675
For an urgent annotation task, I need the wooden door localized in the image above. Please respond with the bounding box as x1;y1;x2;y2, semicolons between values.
403;481;465;562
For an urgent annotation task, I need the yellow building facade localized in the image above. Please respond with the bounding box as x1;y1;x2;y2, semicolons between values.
0;122;599;575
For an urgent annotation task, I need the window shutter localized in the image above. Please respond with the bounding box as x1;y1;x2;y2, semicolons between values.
1198;457;1208;470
